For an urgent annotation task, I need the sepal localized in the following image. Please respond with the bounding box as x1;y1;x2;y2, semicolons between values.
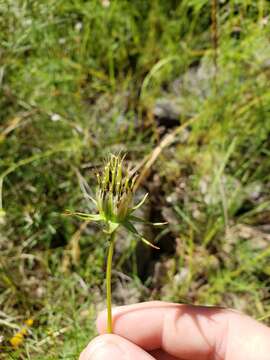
122;220;160;249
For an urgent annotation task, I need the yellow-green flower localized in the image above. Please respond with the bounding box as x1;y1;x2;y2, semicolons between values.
67;154;165;248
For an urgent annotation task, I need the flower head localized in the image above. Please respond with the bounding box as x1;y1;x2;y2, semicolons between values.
66;154;166;248
9;319;34;348
96;154;137;223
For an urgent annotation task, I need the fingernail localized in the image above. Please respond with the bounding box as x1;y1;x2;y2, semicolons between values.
87;341;125;360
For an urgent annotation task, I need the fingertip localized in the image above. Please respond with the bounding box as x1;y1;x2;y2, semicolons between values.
80;334;124;360
79;334;155;360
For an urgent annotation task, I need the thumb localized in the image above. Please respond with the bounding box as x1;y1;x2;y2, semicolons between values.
79;334;156;360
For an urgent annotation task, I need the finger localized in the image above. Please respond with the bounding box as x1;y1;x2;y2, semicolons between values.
79;334;156;360
96;301;270;360
97;301;224;359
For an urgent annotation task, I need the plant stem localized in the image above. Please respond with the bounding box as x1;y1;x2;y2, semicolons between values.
106;231;116;333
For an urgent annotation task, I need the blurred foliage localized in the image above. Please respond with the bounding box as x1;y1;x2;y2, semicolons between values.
0;0;270;358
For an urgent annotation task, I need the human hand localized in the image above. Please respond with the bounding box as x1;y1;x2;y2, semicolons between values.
79;301;270;360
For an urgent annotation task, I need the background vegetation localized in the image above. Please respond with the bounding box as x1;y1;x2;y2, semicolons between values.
1;0;270;358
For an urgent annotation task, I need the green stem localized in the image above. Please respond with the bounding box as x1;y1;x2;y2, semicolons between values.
106;231;116;333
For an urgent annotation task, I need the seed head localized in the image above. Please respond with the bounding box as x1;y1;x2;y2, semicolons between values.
96;154;137;223
66;154;166;248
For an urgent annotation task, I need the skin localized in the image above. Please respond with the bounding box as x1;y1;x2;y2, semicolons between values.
79;301;270;360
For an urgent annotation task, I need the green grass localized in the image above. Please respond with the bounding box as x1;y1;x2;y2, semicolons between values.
1;0;270;358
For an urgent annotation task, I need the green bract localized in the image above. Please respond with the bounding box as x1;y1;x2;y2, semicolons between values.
67;154;165;248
